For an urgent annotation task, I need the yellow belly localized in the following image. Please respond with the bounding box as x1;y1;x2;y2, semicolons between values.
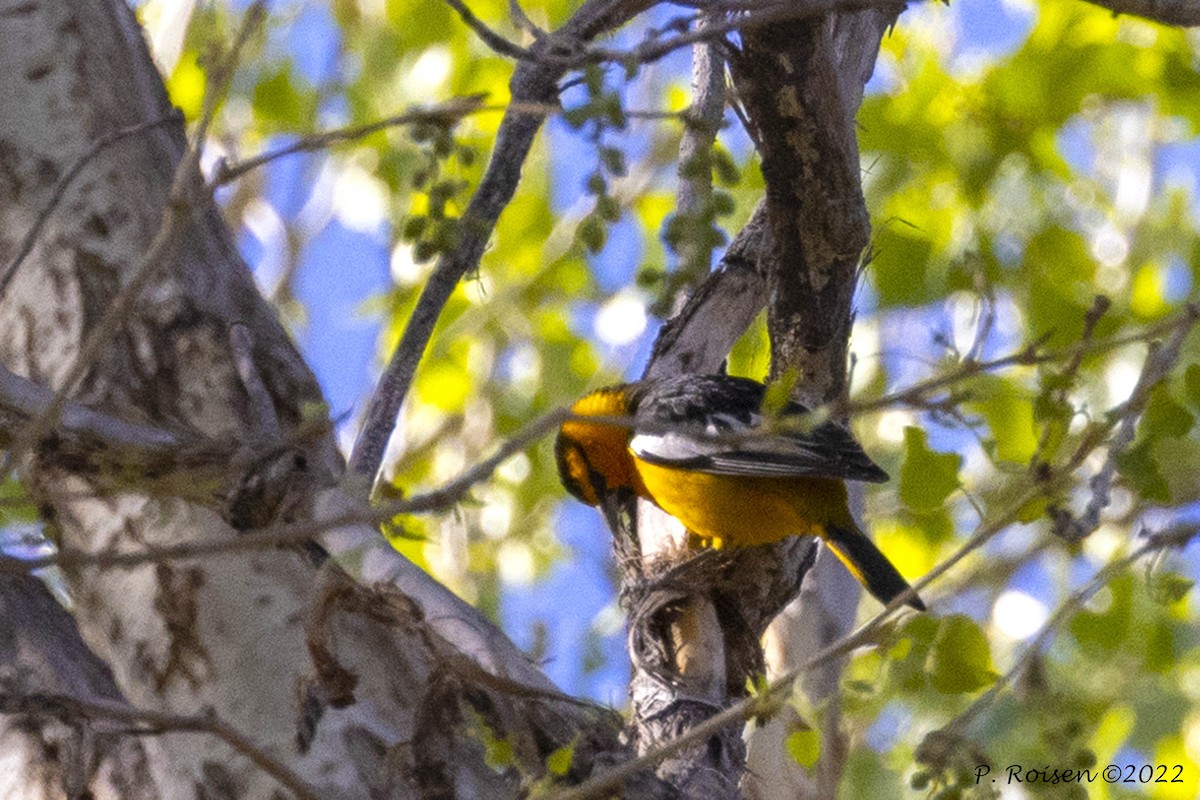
631;457;850;548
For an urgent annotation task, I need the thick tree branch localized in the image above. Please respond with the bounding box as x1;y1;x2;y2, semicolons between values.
1080;0;1200;25
0;571;155;799
349;0;659;486
2;0;266;473
555;297;1200;799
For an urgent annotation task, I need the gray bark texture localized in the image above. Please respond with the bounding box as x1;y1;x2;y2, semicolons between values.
605;6;903;800
0;2;628;798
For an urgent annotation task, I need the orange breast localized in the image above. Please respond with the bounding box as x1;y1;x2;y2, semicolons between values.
632;457;851;547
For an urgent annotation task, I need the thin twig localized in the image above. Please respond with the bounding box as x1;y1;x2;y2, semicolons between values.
229;323;281;438
442;0;536;59
544;299;1200;800
0;688;321;800
212;96;492;184
0;113;179;303
508;0;547;39
942;524;1199;736
842;307;1192;418
0;361;183;453
213;96;689;185
2;1;266;475
347;0;659;487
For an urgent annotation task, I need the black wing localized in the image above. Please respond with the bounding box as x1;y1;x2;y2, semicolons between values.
628;374;888;483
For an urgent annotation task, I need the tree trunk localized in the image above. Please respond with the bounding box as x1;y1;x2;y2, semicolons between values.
0;2;623;797
612;7;903;798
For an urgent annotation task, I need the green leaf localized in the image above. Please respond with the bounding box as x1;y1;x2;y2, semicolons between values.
586;172;606;195
484;737;513;769
599;146;627;177
710;190;736;217
727;311;769;381
1069;576;1133;656
1142;385;1194;439
762;370;800;417
899;427;962;512
1115;440;1171;503
1015;495;1048;523
546;743;575;777
785;729;821;768
576;215;606;253
252;64;310;130
1148;571;1194;607
712;149;741;186
871;225;934;307
401;215;428;240
1184;364;1200;410
886;616;939;692
927;614;996;694
595;195;621;223
1144;621;1175;674
969;377;1039;464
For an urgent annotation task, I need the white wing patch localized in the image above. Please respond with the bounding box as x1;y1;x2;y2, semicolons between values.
631;422;887;481
630;432;721;462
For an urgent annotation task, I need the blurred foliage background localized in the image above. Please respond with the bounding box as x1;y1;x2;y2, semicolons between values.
18;0;1198;796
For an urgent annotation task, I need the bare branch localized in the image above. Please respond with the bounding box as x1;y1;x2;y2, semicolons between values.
672;15;728;279
509;0;548;39
0;362;183;453
1079;0;1200;25
442;0;536;59
589;0;914;68
937;523;1199;740
212;95;491;185
229;323;281;439
0;688;321;800
348;0;659;486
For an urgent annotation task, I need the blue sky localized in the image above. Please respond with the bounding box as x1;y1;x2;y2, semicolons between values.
204;0;1199;701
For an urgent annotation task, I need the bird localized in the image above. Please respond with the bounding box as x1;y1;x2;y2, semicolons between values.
554;373;925;611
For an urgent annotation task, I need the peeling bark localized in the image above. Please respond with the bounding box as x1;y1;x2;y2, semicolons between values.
731;8;901;800
606;6;903;798
0;2;626;797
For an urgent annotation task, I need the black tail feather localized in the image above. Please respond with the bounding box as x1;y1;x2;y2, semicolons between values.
823;524;926;611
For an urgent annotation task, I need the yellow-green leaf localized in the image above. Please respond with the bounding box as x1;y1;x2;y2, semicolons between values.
785;729;821;768
899;427;961;512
